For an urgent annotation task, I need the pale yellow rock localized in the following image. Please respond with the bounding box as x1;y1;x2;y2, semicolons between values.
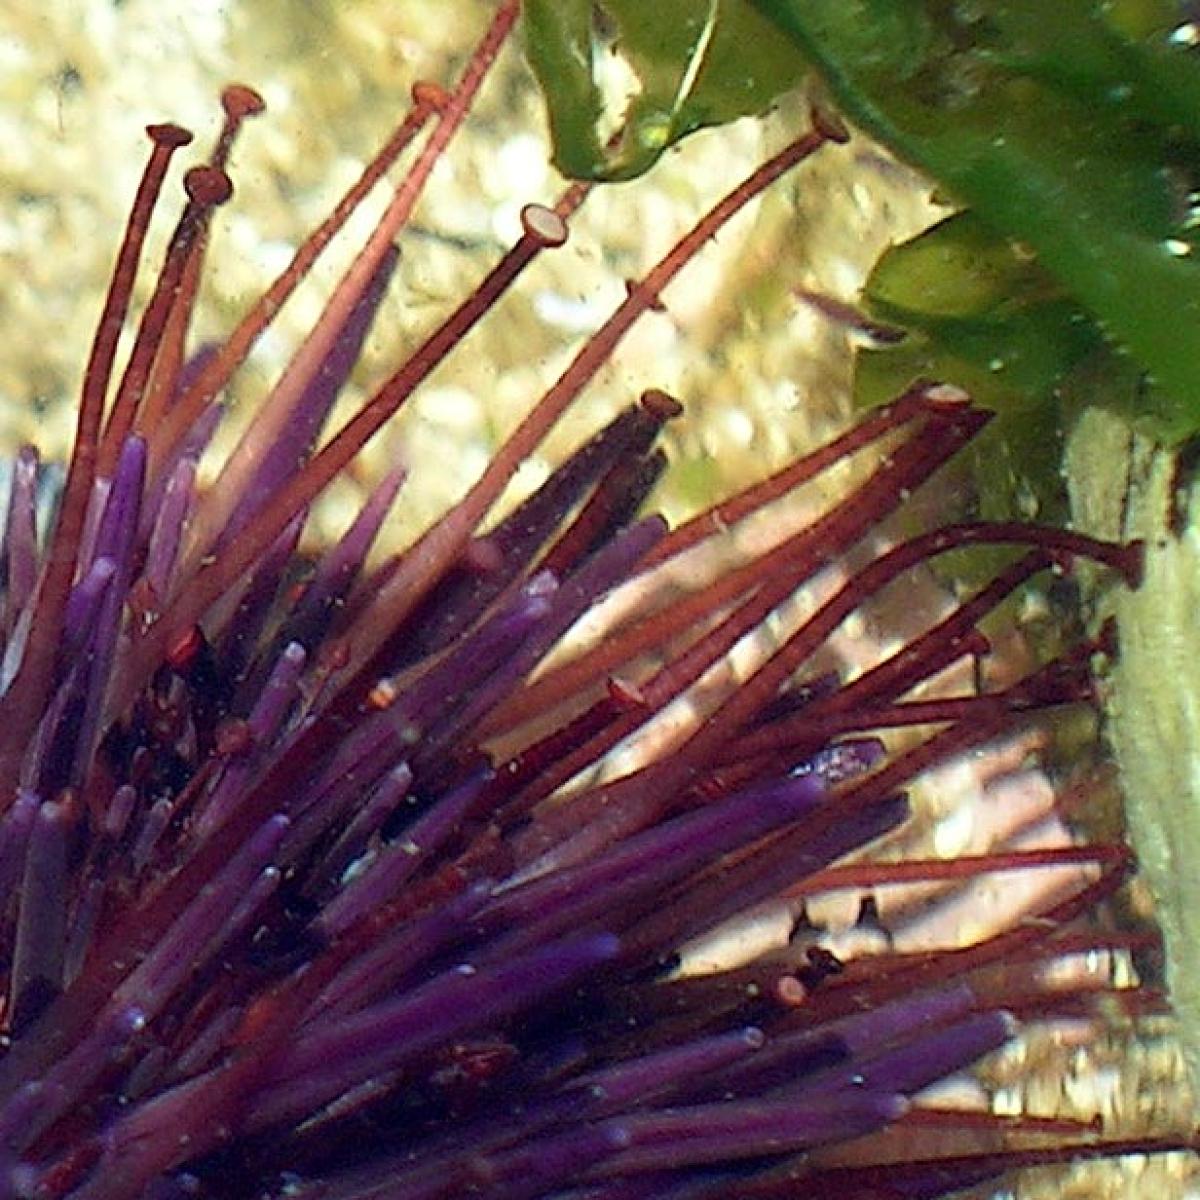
1070;405;1200;1105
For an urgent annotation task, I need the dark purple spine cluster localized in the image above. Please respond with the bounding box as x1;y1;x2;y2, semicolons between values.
0;4;1180;1199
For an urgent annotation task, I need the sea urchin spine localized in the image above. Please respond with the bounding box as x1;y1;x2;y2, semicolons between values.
0;4;1187;1199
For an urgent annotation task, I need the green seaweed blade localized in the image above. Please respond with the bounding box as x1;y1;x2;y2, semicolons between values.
752;0;1200;442
524;0;808;180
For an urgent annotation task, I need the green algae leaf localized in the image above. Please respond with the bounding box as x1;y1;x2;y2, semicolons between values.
854;211;1176;527
860;212;1103;416
751;0;1200;442
524;0;808;181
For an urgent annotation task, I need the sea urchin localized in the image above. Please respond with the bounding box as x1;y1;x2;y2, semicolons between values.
0;4;1187;1198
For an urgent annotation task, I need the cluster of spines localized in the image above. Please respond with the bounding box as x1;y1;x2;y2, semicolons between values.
0;3;1187;1198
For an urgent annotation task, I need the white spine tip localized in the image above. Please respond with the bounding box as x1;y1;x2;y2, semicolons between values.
521;203;569;249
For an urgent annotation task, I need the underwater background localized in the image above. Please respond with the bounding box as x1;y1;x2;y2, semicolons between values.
0;1;1197;1197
